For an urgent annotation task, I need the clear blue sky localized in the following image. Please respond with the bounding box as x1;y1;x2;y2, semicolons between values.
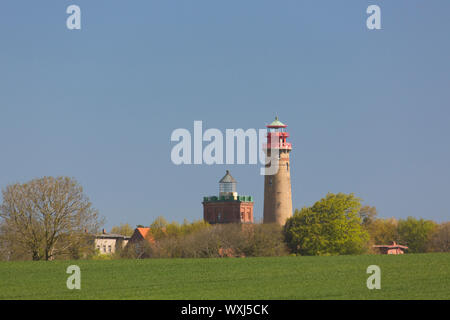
1;1;449;229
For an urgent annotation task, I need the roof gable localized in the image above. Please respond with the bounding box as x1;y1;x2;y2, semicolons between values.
137;227;150;238
129;227;154;244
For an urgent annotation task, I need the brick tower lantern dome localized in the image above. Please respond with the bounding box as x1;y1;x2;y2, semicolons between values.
203;170;254;224
219;170;237;196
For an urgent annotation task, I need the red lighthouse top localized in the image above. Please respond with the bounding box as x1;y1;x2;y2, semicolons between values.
264;116;292;151
266;116;287;129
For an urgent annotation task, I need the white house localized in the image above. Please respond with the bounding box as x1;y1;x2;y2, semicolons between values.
94;229;131;255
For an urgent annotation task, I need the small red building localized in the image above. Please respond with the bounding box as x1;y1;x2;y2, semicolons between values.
373;241;408;254
202;170;254;224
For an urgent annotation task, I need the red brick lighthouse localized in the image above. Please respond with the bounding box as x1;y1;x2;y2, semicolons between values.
202;170;254;224
263;117;293;225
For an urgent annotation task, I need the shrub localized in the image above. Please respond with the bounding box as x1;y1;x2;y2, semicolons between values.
284;193;369;256
127;223;288;259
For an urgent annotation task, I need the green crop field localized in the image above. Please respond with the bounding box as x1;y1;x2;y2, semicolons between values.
0;253;449;300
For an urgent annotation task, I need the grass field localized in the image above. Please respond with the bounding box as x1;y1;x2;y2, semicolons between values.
0;253;448;299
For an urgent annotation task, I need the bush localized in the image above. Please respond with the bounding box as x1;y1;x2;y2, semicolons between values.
284;193;369;256
126;223;288;259
397;217;437;253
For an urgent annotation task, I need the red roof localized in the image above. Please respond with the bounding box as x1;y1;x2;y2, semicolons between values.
136;227;150;238
130;227;154;244
373;241;408;250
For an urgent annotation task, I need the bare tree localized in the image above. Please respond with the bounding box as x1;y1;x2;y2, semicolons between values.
0;176;103;260
0;220;31;260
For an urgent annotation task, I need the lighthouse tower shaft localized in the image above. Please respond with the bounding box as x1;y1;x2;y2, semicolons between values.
263;118;293;225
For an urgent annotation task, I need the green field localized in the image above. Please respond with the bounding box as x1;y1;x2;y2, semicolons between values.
0;253;449;299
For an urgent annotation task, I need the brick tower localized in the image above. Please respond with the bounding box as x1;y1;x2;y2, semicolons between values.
203;170;254;224
263;117;293;225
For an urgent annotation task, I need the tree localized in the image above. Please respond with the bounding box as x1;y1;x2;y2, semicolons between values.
147;217;210;241
428;222;450;252
0;176;103;260
110;223;134;237
359;206;378;227
0;220;30;260
397;217;437;253
149;216;169;240
240;223;288;257
284;193;369;256
367;217;399;245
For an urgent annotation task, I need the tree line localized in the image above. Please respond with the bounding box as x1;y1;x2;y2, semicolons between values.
0;177;448;261
284;193;449;256
120;193;447;259
120;219;288;259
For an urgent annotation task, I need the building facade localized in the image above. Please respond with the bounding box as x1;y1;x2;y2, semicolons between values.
202;170;254;224
94;229;130;255
263;117;293;225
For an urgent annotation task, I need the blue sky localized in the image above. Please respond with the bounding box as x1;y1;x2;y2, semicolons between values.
1;1;449;229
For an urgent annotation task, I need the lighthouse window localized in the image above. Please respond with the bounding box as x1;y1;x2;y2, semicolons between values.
287;162;289;171
269;177;272;185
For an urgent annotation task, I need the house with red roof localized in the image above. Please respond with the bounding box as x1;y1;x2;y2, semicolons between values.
373;241;408;254
128;227;155;245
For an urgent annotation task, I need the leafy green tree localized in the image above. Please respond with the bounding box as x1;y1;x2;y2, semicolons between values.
284;193;369;256
110;223;134;237
148;217;210;241
398;217;437;253
180;219;210;236
165;221;182;238
149;216;169;240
